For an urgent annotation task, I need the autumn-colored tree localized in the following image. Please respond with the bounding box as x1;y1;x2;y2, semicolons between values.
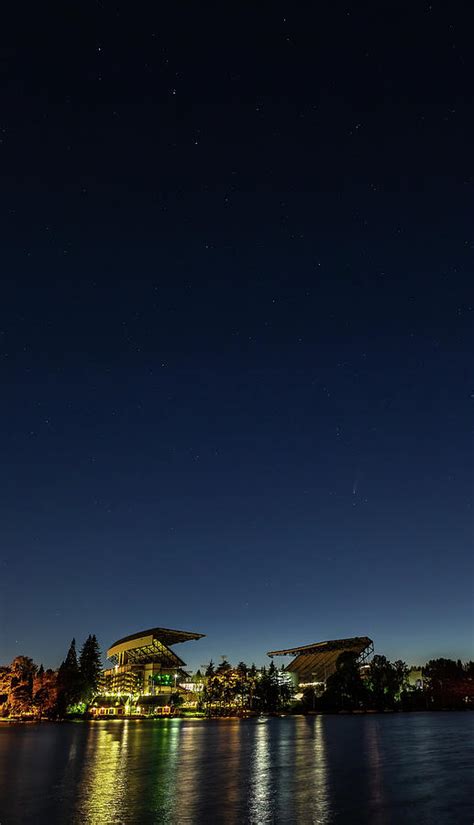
10;684;33;716
33;668;59;718
0;633;103;718
10;656;37;687
2;656;37;716
0;666;11;715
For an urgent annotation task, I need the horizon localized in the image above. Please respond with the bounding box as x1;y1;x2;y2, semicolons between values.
3;625;472;674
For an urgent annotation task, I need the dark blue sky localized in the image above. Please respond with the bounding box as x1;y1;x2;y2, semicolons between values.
0;3;472;670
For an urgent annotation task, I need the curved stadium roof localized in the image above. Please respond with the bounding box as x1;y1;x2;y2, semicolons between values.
267;636;372;657
110;626;205;649
107;626;205;664
267;636;373;682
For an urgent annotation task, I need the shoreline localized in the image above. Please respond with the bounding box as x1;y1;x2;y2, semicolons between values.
2;707;472;725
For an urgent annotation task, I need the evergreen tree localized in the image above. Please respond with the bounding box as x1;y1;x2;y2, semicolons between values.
256;661;286;713
57;639;81;715
247;664;258;710
79;634;102;702
235;662;249;709
64;639;79;672
205;660;215;677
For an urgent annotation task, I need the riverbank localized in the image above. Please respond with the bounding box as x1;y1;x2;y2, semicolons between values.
2;706;472;724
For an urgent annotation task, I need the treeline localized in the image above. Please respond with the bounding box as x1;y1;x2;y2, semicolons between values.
189;654;474;716
299;654;474;713
2;642;472;719
420;658;474;710
0;636;102;719
194;659;292;716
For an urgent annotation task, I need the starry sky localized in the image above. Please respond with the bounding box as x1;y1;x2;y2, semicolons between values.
0;3;472;671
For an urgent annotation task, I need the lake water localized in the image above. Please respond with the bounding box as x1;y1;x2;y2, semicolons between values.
0;713;472;824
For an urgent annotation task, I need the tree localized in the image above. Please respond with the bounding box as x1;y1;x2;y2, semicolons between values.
6;657;37;716
170;691;184;709
278;670;293;710
322;651;368;711
10;656;37;687
0;667;10;714
465;661;474;679
79;635;102;703
64;640;79;670
368;655;408;710
33;686;50;718
33;668;60;718
235;662;250;710
423;658;471;708
257;663;278;713
205;660;215;677
254;661;292;713
10;684;33;716
57;639;81;715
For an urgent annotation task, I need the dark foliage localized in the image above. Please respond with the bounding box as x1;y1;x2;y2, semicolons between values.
57;639;81;715
79;635;102;703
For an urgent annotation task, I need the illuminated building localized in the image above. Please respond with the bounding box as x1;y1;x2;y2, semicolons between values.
267;636;374;689
407;667;424;689
91;626;204;717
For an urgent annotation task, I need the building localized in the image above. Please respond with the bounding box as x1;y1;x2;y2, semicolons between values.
407;667;424;690
90;625;204;717
267;636;374;690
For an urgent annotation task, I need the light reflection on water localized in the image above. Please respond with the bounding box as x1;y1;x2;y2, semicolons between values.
312;714;330;824
78;720;131;823
249;720;271;823
172;716;200;820
149;719;181;820
0;713;472;824
365;720;388;825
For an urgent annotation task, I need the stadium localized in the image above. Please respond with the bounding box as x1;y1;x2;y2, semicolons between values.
267;636;374;689
90;625;204;717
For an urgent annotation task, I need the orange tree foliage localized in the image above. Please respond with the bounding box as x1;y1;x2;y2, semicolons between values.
0;657;59;718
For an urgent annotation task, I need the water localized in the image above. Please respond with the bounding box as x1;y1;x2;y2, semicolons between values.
0;713;472;824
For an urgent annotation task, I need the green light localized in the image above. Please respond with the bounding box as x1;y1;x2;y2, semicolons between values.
151;673;174;686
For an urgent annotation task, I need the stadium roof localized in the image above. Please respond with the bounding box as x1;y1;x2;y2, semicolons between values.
267;636;373;682
268;636;372;657
107;626;205;666
110;626;205;649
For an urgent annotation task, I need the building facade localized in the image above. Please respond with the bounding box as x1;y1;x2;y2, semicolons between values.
90;626;204;717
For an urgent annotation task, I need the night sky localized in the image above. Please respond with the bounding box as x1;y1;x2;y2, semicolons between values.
1;3;472;672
